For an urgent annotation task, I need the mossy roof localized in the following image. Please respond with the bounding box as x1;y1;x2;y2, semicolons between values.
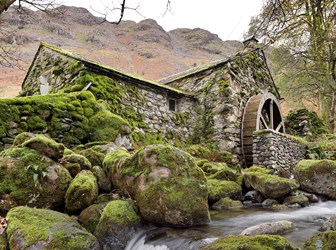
158;57;231;84
34;42;195;98
158;48;280;99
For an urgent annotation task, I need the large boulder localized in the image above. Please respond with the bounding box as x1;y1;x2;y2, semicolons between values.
0;146;72;211
202;234;296;250
103;145;210;227
6;206;100;249
294;160;336;199
65;170;99;213
244;166;299;199
302;231;336;250
94;200;142;249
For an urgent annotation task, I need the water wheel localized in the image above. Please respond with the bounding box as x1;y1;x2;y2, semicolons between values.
241;92;285;166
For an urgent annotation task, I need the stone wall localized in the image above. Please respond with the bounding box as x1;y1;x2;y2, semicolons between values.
161;48;278;154
253;130;307;177
21;44;198;143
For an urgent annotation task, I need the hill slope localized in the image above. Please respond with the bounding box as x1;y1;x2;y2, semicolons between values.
0;5;243;97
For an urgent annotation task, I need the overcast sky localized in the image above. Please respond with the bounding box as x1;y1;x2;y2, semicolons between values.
58;0;263;41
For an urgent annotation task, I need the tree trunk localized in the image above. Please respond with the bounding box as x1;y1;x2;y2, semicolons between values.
330;91;336;132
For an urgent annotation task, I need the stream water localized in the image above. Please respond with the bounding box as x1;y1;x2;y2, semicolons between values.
126;201;336;250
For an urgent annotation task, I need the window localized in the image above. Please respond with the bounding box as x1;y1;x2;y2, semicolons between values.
168;98;176;111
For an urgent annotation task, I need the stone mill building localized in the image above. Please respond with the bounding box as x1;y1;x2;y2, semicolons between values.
19;37;306;172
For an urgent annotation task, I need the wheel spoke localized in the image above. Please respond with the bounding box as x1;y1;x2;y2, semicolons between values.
260;115;269;129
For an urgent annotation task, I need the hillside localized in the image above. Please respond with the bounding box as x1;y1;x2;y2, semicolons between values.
0;5;243;97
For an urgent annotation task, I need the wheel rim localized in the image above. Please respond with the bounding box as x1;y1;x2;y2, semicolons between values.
241;92;285;166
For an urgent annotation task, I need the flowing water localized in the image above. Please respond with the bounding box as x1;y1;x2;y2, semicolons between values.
126;201;336;250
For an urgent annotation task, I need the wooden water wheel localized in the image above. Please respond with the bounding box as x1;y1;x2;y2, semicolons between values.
241;92;285;166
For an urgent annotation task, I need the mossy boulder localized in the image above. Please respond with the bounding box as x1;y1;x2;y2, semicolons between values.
65;170;99;213
89;110;132;149
202;234;296;250
302;231;336;250
6;206;100;249
212;197;243;210
294;160;336;199
283;194;309;207
92;166;111;192
104;145;210;227
285;109;329;138
61;153;92;177
22;134;65;161
80;147;106;167
244;168;299;199
207;179;242;203
94;200;142;249
0;147;72;211
79;203;108;234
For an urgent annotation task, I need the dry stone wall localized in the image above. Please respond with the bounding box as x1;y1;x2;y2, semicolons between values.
253;130;307;177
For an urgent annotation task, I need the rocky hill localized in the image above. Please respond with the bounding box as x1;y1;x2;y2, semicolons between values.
0;5;243;97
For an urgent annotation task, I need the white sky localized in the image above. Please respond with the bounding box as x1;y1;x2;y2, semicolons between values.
58;0;264;41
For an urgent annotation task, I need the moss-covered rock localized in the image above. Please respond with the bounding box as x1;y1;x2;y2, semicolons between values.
6;206;100;249
302;231;336;250
207;179;242;203
212;197;243;210
294;159;336;199
283;194;309;207
61;153;92;177
202;234;296;250
104;145;210;227
92;166;111;192
80;147;106;167
65;170;99;213
94;200;142;249
0;146;72;211
0;233;7;250
79;202;108;234
22;134;65;161
244;169;299;199
89;110;132;146
285;109;329;138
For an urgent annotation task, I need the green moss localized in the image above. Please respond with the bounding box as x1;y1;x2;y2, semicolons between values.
212;197;243;210
0;147;49;203
207;179;242;202
302;231;336;250
89;110;130;142
99;200;140;226
52;65;63;75
6;206;98;249
79;203;107;233
245;165;270;174
202;234;296;250
285;109;329;139
65;170;99;213
27;116;48;131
